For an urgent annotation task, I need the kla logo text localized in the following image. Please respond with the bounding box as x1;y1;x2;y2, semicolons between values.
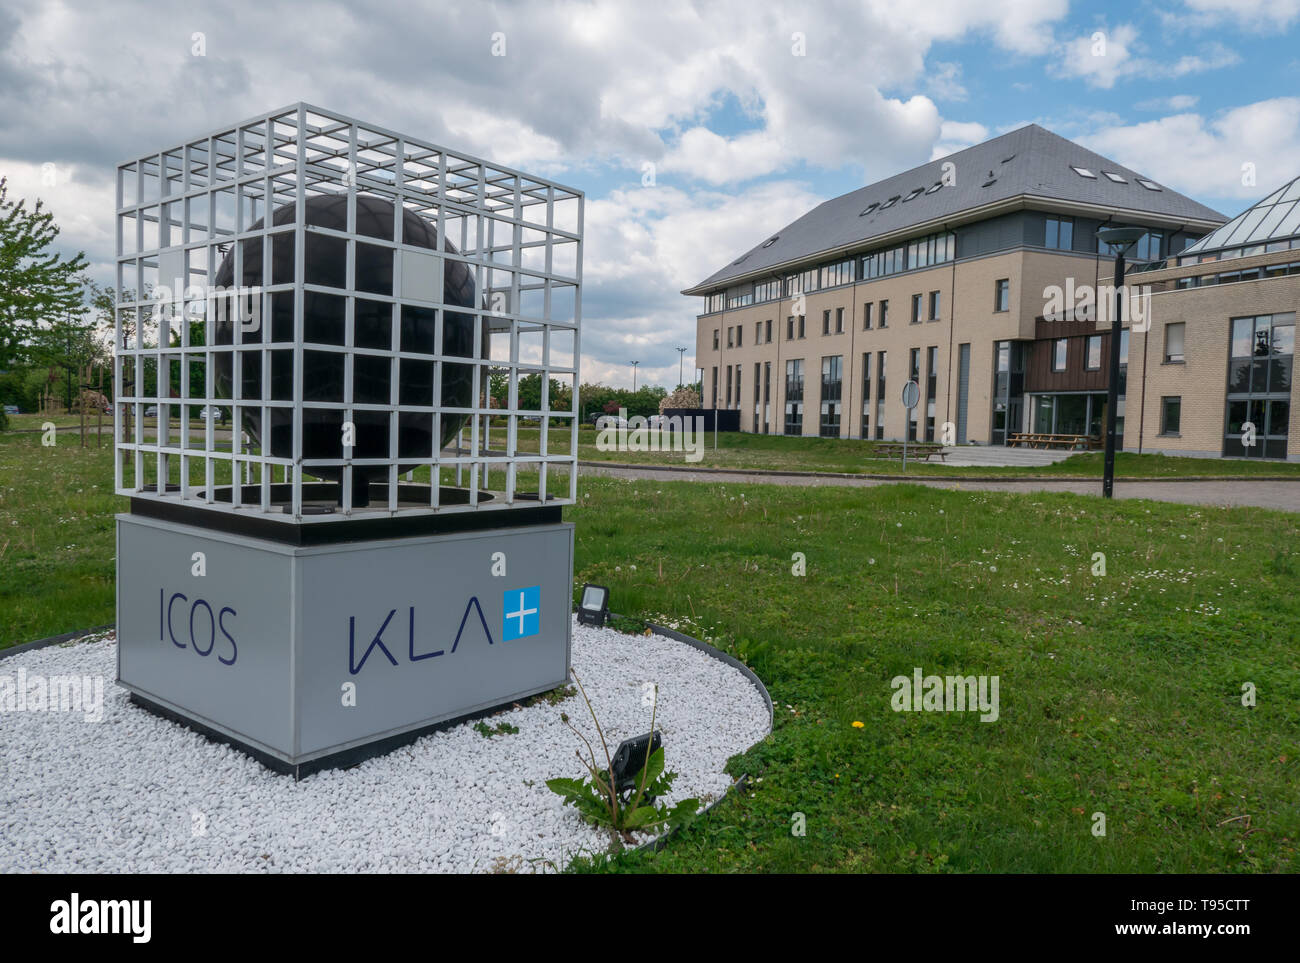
49;893;151;943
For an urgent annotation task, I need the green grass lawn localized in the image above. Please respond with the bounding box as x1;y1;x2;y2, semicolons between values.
505;425;1300;478
1;428;1297;872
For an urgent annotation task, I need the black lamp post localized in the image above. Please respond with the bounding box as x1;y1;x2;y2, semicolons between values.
1095;225;1148;499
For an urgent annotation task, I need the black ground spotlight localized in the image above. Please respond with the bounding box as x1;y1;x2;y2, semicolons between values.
577;583;610;626
609;731;663;796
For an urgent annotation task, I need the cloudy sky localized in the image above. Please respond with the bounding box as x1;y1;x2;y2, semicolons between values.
4;0;1300;388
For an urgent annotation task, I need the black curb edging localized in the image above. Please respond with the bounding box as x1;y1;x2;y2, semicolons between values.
579;459;1300;484
605;614;773;858
0;624;115;660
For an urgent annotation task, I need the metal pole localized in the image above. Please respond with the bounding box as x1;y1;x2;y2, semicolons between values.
1103;250;1126;498
677;347;686;388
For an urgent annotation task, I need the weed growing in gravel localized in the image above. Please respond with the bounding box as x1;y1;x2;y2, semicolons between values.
547;670;699;844
473;720;520;739
515;684;577;709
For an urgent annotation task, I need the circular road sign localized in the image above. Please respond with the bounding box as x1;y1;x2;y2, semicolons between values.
901;380;921;409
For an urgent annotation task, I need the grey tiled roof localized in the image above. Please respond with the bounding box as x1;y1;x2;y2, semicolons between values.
685;124;1226;294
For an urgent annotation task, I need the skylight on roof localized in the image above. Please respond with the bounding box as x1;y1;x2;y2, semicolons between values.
859;202;878;216
1102;171;1127;183
1001;154;1016;164
878;195;900;209
1071;166;1097;179
925;182;943;194
903;187;924;201
1137;179;1162;191
761;236;779;248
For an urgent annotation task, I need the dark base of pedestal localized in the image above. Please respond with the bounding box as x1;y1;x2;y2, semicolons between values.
127;691;522;781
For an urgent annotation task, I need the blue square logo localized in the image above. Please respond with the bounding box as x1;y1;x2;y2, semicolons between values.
502;586;541;641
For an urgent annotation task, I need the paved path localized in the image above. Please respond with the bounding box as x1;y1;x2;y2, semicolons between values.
580;463;1300;512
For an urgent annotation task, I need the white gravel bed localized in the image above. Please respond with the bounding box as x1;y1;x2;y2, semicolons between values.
0;619;769;873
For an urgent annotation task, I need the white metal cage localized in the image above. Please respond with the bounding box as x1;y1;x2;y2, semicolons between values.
114;103;583;521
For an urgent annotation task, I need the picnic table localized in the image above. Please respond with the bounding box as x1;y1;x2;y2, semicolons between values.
1008;432;1100;450
873;442;948;462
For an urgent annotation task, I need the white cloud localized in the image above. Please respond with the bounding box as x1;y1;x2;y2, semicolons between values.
658;128;787;186
926;62;968;102
1082;97;1300;203
0;159;115;270
1179;0;1300;30
1135;94;1200;112
0;0;1093;385
1054;24;1238;89
931;121;990;159
580;180;823;387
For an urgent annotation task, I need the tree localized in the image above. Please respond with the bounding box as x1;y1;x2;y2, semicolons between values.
0;177;88;373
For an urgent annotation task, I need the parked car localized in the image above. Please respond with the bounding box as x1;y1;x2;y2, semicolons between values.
3;405;19;416
143;405;158;417
594;414;628;430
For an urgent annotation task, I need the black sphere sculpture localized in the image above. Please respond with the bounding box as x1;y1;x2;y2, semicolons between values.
213;195;485;506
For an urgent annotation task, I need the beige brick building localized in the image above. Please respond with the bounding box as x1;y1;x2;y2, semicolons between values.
1114;178;1300;460
684;125;1259;454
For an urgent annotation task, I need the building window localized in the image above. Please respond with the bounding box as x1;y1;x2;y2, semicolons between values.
1164;322;1185;363
863;302;873;330
911;294;922;324
1134;231;1164;262
861;244;908;280
785;268;819;297
908;348;920;441
820;356;842;437
784;359;804;435
819;259;854;289
710;366;717;407
835;307;844;333
736;325;742;347
727;327;734;348
765;318;772;343
704;293;724;313
823;309;831;335
928;290;941;321
1053;339;1067;372
756;321;762;344
755;279;781;303
798;314;806;338
925;346;937;441
1045;216;1074;251
762;361;772;433
787;316;795;340
875;351;887;440
1224;312;1294;458
880;299;889;328
712;329;719;350
725;364;732;405
994;279;1010;312
735;364;742;409
860;352;872;439
1119;329;1130;366
1160;397;1181;436
1085;335;1102;371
